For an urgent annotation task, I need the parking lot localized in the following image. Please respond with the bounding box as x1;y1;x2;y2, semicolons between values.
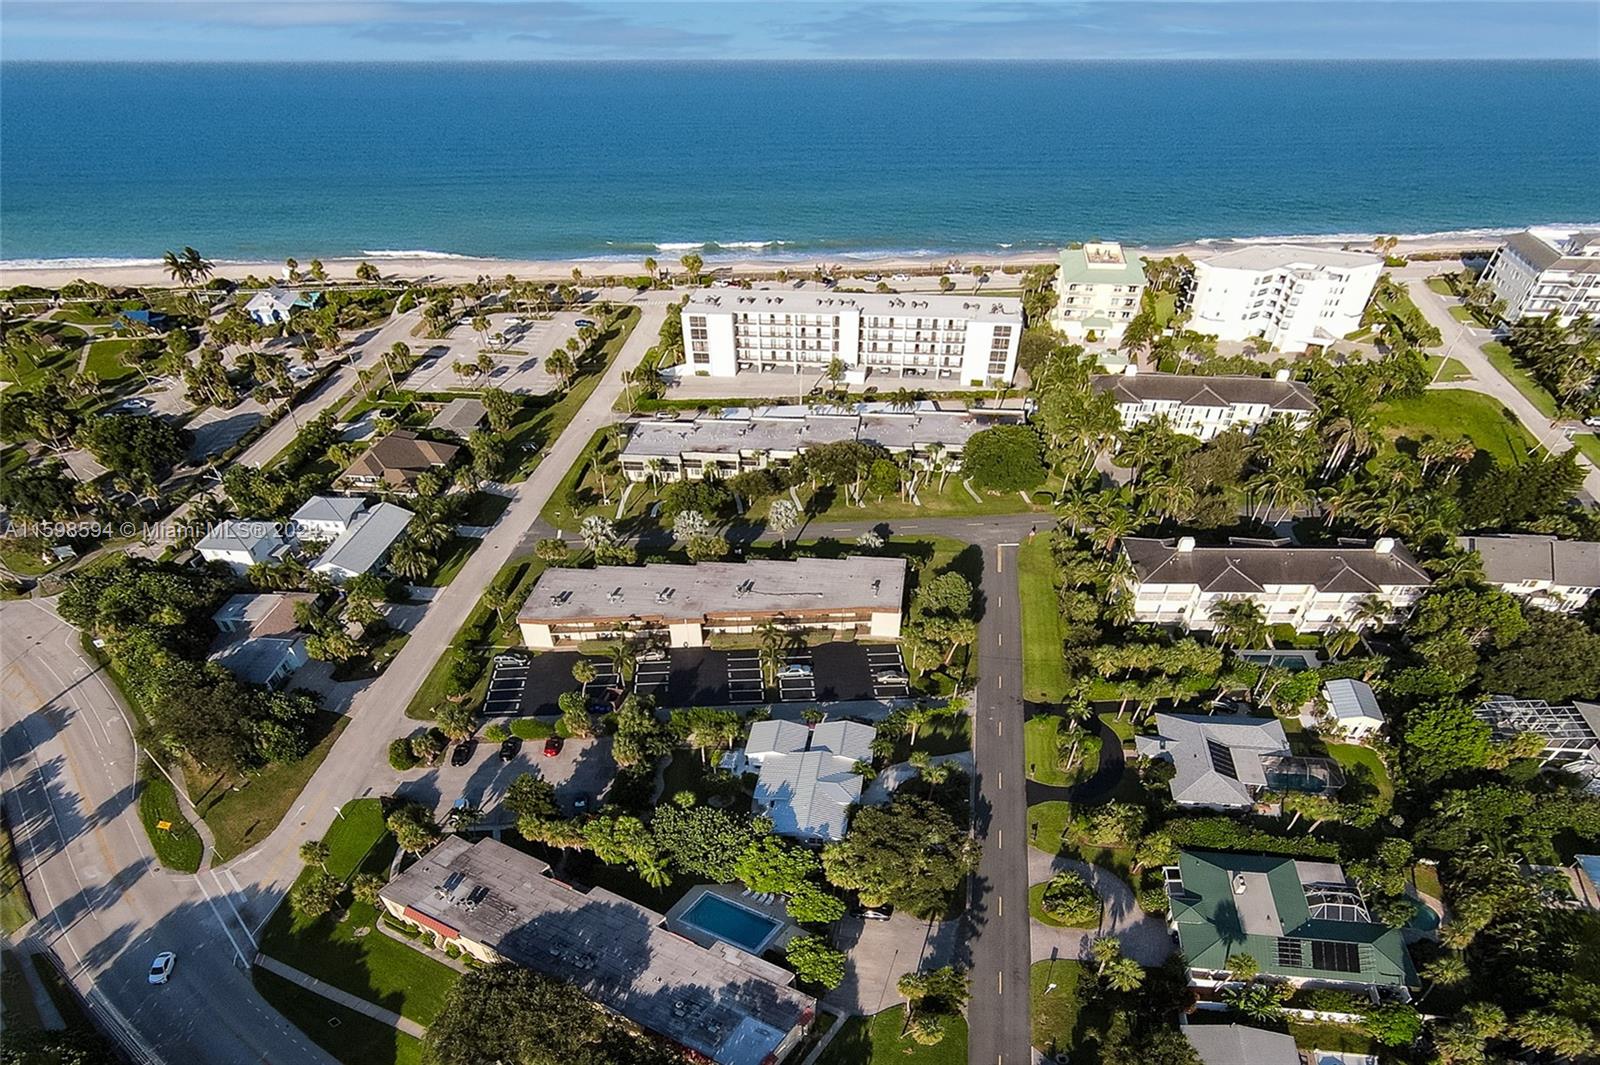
482;640;910;716
397;734;616;823
400;312;585;395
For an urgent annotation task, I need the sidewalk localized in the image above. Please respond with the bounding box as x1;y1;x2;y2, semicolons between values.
253;955;426;1039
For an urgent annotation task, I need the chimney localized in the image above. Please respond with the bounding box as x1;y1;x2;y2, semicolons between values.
1177;536;1197;553
1122;364;1139;376
1274;368;1291;382
1374;537;1396;555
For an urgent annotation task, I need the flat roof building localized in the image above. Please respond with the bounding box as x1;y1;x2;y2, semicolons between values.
380;836;815;1065
518;557;906;650
1189;244;1383;350
1122;536;1431;634
1092;369;1317;440
1052;242;1148;343
1134;713;1342;809
1165;849;1414;992
681;290;1021;385
1481;229;1600;326
1457;533;1600;615
746;720;876;841
618;401;1024;483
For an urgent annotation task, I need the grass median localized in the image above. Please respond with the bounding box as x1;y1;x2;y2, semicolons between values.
1016;535;1068;703
137;767;204;873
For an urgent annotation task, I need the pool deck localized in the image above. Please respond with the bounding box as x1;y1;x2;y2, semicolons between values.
665;883;800;956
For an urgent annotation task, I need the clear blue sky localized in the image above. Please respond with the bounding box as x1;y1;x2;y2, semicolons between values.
2;1;1596;61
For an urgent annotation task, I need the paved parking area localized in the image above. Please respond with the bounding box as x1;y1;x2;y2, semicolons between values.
487;640;901;715
400;312;584;395
397;734;617;822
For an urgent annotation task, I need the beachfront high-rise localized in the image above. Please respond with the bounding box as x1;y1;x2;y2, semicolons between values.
681;291;1021;384
1187;245;1383;351
1050;241;1148;342
1481;229;1600;325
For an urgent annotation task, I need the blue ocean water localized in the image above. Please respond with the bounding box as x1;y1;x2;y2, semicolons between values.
2;61;1596;264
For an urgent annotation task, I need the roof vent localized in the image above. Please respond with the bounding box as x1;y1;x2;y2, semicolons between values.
1233;873;1248;895
871;578;881;597
1177;536;1197;553
549;589;572;606
1373;538;1396;555
655;587;674;603
607;587;624;603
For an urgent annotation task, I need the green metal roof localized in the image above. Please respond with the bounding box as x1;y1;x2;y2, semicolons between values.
1169;850;1415;988
1058;245;1148;287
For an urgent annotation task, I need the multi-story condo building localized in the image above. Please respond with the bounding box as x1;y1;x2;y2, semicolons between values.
617;401;1026;483
1051;241;1148;342
1188;244;1383;350
1092;368;1316;440
517;556;906;649
1456;533;1600;614
1121;536;1431;634
681;290;1021;384
1481;229;1600;325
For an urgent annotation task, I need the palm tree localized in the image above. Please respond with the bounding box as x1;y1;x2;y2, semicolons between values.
1209;597;1269;649
162;249;192;288
1321;626;1360;662
1419;953;1469;1003
388;539;435;581
1349;595;1392;651
758;621;787;688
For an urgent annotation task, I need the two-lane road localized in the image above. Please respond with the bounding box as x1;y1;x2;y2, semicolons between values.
0;599;336;1065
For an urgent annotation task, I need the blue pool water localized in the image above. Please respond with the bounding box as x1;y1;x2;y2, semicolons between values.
682;894;782;954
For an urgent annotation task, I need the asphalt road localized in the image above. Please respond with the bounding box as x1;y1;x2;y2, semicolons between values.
0;599;337;1065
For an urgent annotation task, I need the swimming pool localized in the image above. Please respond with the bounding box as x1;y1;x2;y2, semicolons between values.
680;894;782;954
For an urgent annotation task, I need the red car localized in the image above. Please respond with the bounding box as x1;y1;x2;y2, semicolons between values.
543;737;563;758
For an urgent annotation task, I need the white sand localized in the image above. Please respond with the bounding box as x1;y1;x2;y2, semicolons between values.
0;233;1494;291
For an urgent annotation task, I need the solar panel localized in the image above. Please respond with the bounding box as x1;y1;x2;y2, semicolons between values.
1275;938;1306;968
1206;739;1239;780
1311;940;1362;974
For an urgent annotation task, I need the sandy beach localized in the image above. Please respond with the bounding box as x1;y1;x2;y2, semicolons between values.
0;232;1499;291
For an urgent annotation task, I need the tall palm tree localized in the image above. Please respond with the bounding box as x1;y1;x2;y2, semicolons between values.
1209;597;1269;649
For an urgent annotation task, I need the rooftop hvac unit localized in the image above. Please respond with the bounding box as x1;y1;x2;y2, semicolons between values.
1233;873;1248;895
607;587;624;603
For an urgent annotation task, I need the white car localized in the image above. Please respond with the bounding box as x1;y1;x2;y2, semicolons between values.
637;648;668;662
891;273;910;282
873;670;909;684
148;952;176;985
1584;415;1600;429
776;664;813;679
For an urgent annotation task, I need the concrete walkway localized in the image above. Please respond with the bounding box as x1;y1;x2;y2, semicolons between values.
1405;278;1600;500
254;955;426;1039
1025;850;1172;966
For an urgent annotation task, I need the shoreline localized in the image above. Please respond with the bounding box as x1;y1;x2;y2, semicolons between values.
0;227;1555;290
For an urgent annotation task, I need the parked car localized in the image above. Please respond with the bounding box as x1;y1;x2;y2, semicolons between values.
148;952;176;985
498;737;521;763
637;648;668;662
862;274;882;283
543;737;563;758
450;739;477;766
574;318;597;328
776;664;813;679
873;669;909;684
1584;415;1600;428
858;909;892;922
891;273;910;282
492;653;527;667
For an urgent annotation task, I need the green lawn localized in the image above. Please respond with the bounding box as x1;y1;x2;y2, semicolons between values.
1425;276;1455;296
1027;801;1073;854
1017;535;1070;703
1413;862;1444;901
1325;742;1394;806
420;535;476;587
816;1005;968;1065
82;338;138;384
806;479;1052;523
1447;304;1476;323
252;969;424;1065
1375;389;1536;466
1024;716;1072;786
138;767;204;873
1425;355;1472;383
1149;290;1178;328
1096;711;1137;743
0;814;34;934
260;810;459;1025
1571;434;1600;468
1288;1019;1378;1054
1030;959;1104;1057
189;711;349;861
1479;340;1560;419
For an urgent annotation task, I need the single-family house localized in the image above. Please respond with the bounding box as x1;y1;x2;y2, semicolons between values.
290;495;367;542
747;720;876;842
427;398;488;439
1134;713;1343;809
334;431;461;494
1322;679;1386;740
245;287;323;326
1457;533;1600;615
312;502;415;582
195;519;289;574
1183;1023;1301;1065
207;592;312;689
1473;695;1600;786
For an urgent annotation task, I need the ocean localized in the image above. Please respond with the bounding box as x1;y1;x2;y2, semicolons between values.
1;60;1596;265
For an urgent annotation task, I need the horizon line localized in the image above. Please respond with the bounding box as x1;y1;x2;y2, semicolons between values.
5;56;1597;65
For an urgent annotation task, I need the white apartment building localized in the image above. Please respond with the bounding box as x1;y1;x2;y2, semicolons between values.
1188;245;1383;350
1092;368;1316;440
1121;536;1431;634
195;520;289;574
1051;241;1148;342
681;290;1020;385
1457;533;1600;614
1481;229;1600;325
617;401;1025;482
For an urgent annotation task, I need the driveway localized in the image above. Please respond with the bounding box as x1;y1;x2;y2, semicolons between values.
824;913;963;1016
1026;850;1172;966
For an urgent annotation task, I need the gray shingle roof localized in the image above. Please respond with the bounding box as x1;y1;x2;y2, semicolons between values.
1458;533;1600;588
195;520;286;556
1092;372;1317;412
1134;714;1289;807
1184;1023;1301;1065
1123;537;1430;591
380;837;814;1065
290;495;366;530
427;398;488;438
747;721;876;841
